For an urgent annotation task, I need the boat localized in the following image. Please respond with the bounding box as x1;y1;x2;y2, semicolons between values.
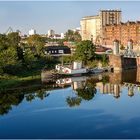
55;61;88;75
89;68;104;74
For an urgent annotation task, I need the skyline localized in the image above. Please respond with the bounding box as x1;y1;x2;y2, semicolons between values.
1;1;140;35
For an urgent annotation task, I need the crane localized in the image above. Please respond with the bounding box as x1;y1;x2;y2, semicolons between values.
5;27;13;35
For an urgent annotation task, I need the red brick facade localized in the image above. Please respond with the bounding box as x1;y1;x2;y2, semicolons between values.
102;21;140;46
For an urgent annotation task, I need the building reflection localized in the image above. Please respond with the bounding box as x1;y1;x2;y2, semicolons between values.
56;68;140;99
96;82;121;99
128;87;134;97
56;76;87;90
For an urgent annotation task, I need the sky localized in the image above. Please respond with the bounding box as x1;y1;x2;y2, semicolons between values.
1;1;140;35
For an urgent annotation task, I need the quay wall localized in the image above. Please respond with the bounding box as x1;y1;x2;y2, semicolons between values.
109;54;140;71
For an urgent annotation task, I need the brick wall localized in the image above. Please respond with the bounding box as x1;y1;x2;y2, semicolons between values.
103;21;140;47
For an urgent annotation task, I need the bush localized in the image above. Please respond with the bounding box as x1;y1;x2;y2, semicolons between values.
86;60;98;68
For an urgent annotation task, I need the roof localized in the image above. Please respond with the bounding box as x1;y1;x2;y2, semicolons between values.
81;15;100;20
45;46;70;50
100;9;121;12
96;47;112;52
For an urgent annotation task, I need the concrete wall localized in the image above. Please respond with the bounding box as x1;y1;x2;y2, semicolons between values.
109;54;123;71
109;54;138;71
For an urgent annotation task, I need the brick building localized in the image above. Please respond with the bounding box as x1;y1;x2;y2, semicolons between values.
102;21;140;47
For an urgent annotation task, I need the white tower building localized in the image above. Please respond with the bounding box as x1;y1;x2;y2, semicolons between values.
29;29;36;36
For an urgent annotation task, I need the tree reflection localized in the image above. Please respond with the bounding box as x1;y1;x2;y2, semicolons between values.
0;92;24;115
0;87;50;116
67;77;97;107
76;78;97;101
35;89;50;100
66;96;82;107
25;93;35;102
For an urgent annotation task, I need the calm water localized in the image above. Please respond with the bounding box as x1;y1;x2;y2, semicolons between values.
1;69;140;138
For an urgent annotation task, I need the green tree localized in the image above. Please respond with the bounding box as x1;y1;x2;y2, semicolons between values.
75;40;95;64
0;34;9;50
23;48;37;68
27;34;45;57
65;29;81;42
7;32;21;48
0;47;18;69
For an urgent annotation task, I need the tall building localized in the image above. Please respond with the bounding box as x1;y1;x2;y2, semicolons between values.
48;29;55;37
80;15;100;42
99;10;121;27
28;29;36;36
80;9;122;44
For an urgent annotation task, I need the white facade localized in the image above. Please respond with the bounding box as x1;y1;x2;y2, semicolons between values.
80;16;101;42
53;33;65;39
61;33;65;39
29;29;36;36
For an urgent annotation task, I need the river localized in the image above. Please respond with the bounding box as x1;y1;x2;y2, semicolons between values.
0;69;140;138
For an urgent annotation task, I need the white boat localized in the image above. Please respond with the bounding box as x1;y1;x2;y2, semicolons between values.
55;61;88;75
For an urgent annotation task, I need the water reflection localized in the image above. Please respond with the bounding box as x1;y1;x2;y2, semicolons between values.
1;69;140;116
55;68;140;102
0;88;50;116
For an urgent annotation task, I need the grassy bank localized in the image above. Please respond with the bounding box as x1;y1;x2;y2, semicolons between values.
0;70;41;91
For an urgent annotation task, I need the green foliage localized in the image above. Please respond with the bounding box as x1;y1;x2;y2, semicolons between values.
86;60;98;68
0;47;18;68
7;32;21;48
0;34;9;50
101;54;108;67
0;68;4;74
59;55;74;64
24;48;37;67
44;56;59;70
27;34;45;57
75;40;95;63
65;29;81;42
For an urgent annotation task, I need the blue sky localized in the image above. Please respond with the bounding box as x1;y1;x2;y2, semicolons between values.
0;1;140;35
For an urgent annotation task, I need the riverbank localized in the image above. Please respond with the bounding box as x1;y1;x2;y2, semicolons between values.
0;69;42;92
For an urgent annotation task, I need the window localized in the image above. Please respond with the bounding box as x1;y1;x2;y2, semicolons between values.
59;50;64;54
